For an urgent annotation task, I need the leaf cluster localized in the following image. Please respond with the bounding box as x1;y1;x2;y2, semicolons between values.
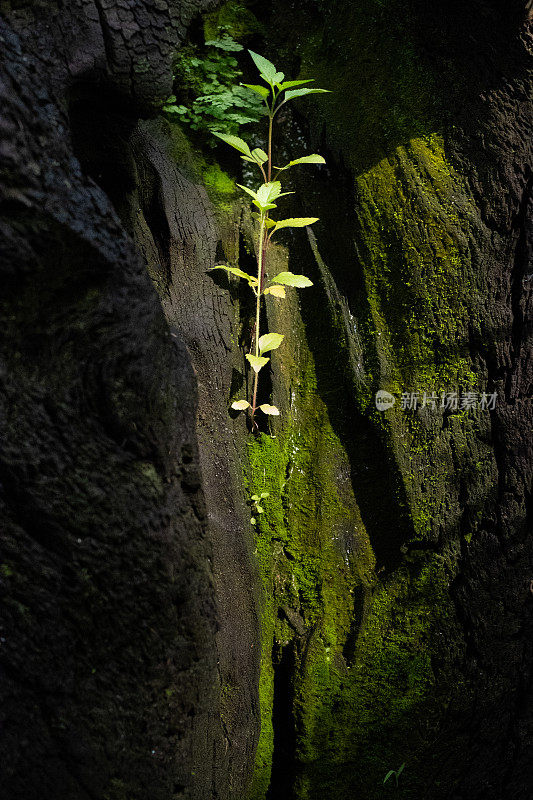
162;35;264;136
195;49;329;422
210;50;329;420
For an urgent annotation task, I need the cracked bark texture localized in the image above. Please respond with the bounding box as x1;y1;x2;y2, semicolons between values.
0;2;229;800
125;118;262;796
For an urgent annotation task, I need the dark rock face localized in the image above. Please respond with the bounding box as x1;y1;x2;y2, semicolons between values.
0;3;226;799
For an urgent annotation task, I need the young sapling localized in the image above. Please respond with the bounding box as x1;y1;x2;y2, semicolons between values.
209;50;329;428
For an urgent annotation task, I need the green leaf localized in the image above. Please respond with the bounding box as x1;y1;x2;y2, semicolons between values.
260;492;270;498
248;50;278;82
284;88;331;101
383;771;394;786
243;148;268;166
205;35;243;52
251;495;260;502
251;517;256;525
277;79;314;90
263;284;286;298
213;132;252;157
291;154;326;166
210;265;258;284
240;181;293;211
272;71;285;83
397;764;405;778
256;181;282;205
231;399;250;411
275;154;326;170
259;404;280;416
241;83;271;99
251;148;268;164
237;183;260;202
256;506;264;513
253;201;278;211
272;271;314;288
258;333;284;353
272;217;319;233
246;354;270;373
165;94;177;104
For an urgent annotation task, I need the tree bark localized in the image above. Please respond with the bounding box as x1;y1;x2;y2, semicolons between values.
0;3;225;799
0;1;532;799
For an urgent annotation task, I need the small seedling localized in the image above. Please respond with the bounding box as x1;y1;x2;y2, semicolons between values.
250;492;270;525
208;50;329;427
383;762;405;788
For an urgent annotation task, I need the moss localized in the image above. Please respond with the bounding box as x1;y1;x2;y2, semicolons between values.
203;0;263;43
202;163;236;196
177;2;488;794
227;1;491;796
354;133;479;399
244;243;376;799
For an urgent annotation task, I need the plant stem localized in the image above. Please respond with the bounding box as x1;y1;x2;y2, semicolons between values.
267;114;273;182
251;214;265;425
251;110;274;427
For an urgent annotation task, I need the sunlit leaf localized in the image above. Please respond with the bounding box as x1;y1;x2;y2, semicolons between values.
275;154;326;170
236;183;260;202
260;492;270;498
272;217;319;233
284;88;331;101
272;271;313;288
231;399;250;411
256;181;282;204
251;495;260;501
246;354;270;373
277;80;314;90
210;265;258;284
251;148;268;164
263;285;286;298
259;404;280;416
256;506;264;513
241;147;269;164
253;201;278;211
248;50;278;82
241;83;270;98
259;333;284;353
251;517;256;525
213;132;252;157
272;71;285;83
